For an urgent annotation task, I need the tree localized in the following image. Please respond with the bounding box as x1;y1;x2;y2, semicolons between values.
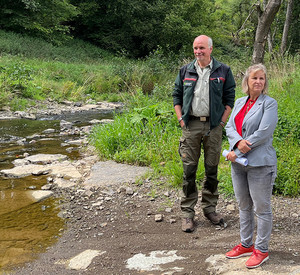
69;0;214;57
280;0;294;55
69;0;172;57
0;0;78;43
252;0;282;64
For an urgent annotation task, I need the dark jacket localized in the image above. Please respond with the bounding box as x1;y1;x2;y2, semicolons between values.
172;57;236;129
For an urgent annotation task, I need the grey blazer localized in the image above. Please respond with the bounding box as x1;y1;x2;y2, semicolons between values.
225;94;278;166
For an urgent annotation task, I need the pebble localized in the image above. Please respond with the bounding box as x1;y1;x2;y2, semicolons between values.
41;184;53;190
126;187;134;195
100;222;108;228
226;204;236;211
43;128;56;134
164;191;170;197
155;214;163;222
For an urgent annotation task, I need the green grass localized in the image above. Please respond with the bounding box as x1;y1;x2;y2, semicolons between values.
0;31;178;111
90;57;300;197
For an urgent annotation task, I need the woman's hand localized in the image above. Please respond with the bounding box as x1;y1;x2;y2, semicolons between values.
226;151;237;162
237;139;252;154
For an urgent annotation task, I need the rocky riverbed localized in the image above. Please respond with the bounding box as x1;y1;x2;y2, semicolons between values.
9;158;300;275
0;99;123;121
0;100;299;274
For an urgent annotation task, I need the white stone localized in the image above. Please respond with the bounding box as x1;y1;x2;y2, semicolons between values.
126;250;185;272
226;204;236;211
84;161;150;186
67;140;83;146
89;119;101;124
0;164;49;178
100;119;114;124
0;160;81;179
53;178;78;188
28;190;53;202
12;159;29;166
26;154;68;164
43;128;56;134
67;250;105;270
155;214;163;222
47;161;82;178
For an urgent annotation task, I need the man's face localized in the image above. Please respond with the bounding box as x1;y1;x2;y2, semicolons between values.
193;37;212;66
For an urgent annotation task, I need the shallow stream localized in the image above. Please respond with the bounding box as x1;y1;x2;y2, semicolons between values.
0;110;113;271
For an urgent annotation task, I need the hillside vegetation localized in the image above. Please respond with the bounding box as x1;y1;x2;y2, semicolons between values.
0;31;299;196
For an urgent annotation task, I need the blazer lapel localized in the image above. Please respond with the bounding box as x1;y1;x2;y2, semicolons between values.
243;94;265;124
233;97;248;117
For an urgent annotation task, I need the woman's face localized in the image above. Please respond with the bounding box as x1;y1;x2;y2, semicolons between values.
248;70;266;97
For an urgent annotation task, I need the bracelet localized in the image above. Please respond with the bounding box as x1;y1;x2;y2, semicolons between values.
220;121;225;127
178;117;183;123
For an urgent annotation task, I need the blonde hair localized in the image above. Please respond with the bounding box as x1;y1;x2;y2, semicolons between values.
242;63;269;95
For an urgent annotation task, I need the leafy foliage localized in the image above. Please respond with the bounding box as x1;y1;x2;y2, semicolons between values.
0;0;78;43
69;0;232;57
90;94;180;167
0;0;299;58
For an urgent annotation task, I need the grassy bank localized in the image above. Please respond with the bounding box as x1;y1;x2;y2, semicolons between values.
90;55;300;197
0;31;178;111
0;31;299;196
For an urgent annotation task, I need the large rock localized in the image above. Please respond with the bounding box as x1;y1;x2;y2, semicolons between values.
1;155;82;179
48;161;82;179
25;154;68;164
0;164;50;178
67;250;105;270
84;160;151;186
28;190;54;202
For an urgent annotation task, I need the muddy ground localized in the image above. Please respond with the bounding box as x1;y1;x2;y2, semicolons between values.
9;160;300;275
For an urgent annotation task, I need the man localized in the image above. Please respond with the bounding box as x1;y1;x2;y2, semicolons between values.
172;35;236;232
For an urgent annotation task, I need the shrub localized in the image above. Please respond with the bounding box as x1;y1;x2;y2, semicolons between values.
274;138;299;196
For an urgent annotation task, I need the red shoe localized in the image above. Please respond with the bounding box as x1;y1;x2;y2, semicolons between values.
226;243;254;259
246;249;269;269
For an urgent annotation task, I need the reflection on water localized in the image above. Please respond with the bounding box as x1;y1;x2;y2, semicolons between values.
0;196;64;270
0;110;113;271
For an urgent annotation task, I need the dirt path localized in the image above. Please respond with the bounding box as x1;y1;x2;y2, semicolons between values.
9;160;300;275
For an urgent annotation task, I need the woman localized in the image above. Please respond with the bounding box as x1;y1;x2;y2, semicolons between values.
225;63;278;269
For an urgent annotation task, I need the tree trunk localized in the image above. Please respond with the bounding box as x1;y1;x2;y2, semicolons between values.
264;0;273;53
267;32;273;54
252;0;282;64
280;0;294;55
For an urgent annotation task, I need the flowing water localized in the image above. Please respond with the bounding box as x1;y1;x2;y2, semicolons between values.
0;110;113;271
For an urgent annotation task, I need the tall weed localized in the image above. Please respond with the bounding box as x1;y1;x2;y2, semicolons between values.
90;56;299;197
274;138;299;196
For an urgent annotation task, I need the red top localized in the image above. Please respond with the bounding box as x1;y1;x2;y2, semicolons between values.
234;97;257;136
